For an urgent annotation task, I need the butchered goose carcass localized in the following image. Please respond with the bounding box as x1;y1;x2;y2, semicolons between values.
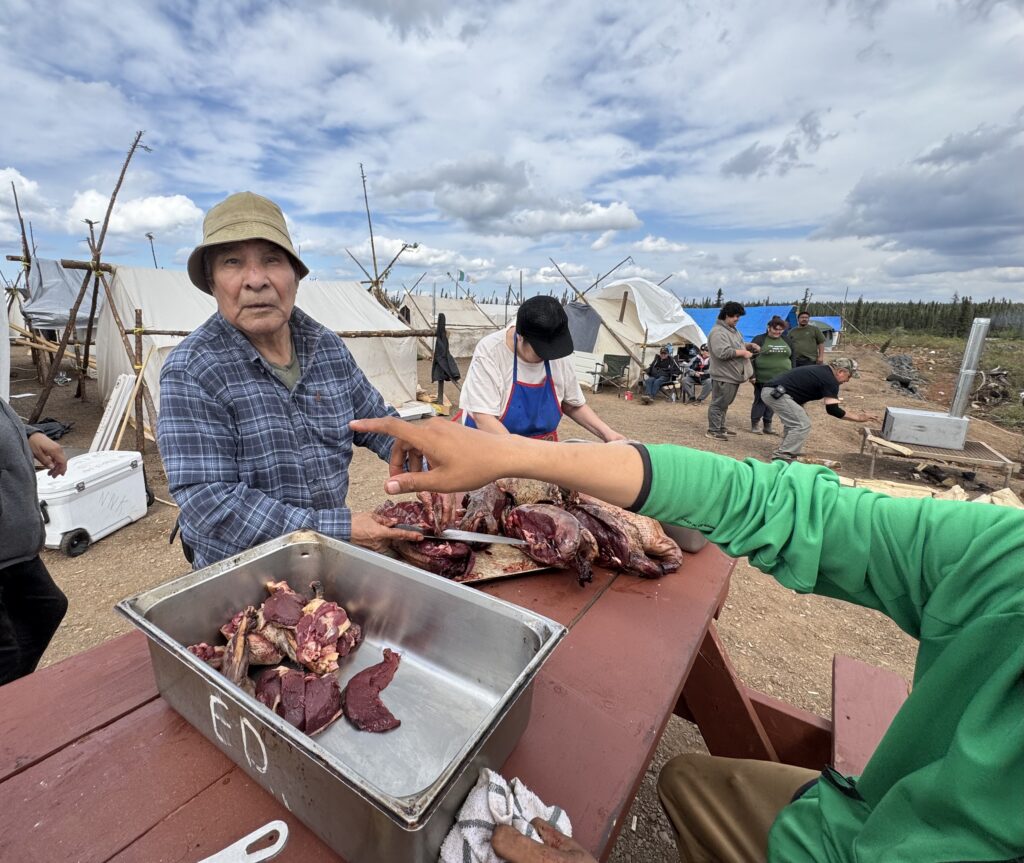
495;477;574;507
577;495;683;574
567;500;666;579
502;503;598;585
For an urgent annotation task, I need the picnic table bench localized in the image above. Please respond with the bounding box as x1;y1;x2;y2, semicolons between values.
675;623;910;776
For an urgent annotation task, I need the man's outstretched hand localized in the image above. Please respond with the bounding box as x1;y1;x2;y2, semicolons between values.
350;417;528;495
491;819;597;863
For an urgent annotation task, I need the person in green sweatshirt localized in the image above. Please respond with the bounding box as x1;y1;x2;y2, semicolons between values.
749;316;793;435
350;415;1024;863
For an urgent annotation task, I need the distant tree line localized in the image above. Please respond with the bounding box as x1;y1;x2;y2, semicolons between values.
809;296;1024;338
675;292;1024;338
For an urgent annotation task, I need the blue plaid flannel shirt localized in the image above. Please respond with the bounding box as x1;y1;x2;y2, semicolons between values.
157;307;396;568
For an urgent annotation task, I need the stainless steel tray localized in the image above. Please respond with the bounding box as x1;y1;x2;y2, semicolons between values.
116;530;565;863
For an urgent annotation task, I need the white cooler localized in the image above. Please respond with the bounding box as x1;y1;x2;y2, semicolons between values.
37;451;150;556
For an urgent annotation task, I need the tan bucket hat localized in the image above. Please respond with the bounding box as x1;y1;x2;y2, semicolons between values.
186;191;309;293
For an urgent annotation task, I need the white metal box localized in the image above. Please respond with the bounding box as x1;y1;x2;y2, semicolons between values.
882;407;969;449
37;450;148;555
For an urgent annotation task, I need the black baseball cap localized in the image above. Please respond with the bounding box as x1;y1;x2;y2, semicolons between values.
516;296;574;360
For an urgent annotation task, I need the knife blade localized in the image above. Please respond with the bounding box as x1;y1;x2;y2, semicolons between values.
393;524;527;547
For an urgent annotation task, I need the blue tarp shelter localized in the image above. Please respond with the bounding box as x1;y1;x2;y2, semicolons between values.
810;316;843;350
681;305;797;341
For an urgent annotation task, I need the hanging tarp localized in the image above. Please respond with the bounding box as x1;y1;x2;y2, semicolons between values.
565;302;603;353
682;305;797;342
23;259;104;337
96;267;419;420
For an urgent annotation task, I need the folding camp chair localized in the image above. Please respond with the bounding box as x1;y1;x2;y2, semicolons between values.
594;354;631;393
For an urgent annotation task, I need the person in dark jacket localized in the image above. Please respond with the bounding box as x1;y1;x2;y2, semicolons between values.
749;316;793;435
641;346;681;403
682;345;712;404
0;399;69;685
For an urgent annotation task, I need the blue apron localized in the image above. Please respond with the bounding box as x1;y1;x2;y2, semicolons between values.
461;336;563;440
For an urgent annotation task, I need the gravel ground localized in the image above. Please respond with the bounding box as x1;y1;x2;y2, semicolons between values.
9;340;1021;863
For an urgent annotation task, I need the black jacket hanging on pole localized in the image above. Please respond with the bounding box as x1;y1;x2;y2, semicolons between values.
431;313;461;383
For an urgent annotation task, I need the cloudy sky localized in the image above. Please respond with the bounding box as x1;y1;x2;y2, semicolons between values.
1;0;1022;306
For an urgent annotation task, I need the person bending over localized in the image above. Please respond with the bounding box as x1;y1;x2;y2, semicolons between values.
765;358;878;463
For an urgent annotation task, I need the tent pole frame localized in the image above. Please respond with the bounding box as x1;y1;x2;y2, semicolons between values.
26;131;149;427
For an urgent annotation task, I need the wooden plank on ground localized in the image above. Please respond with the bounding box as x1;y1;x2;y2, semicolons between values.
0;630;158;782
865;433;913;456
854;479;935;499
0;699;234;863
831;655;909;776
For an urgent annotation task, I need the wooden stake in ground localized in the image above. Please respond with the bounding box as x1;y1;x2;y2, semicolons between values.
115;346;155;451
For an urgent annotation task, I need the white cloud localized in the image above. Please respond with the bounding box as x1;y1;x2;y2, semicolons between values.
489;201;641;237
633;235;689;254
66;191;203;239
0;0;1020;302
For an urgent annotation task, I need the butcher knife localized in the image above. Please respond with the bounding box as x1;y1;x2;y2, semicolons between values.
393;524;528;547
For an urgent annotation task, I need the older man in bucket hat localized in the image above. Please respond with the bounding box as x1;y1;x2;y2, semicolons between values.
763;357;878;463
157;192;425;567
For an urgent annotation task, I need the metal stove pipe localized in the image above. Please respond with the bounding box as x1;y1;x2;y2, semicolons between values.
949;318;991;418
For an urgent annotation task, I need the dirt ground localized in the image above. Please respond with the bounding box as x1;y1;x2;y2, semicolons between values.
9;341;1022;863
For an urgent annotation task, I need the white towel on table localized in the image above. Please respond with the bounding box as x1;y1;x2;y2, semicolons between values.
439;767;573;863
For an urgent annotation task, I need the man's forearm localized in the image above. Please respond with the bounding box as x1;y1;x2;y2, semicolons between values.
562;402;621;442
495;435;643;507
469;412;511;435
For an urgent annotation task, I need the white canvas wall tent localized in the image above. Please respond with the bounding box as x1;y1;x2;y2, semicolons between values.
96;267;419;423
475;302;520;328
23;259;104;339
399;294;501;358
6;287;26;342
566;278;706;387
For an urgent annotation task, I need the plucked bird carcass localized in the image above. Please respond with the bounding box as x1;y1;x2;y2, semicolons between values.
502;504;598;585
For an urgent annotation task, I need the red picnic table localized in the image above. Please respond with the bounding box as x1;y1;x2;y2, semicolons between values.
0;544;737;863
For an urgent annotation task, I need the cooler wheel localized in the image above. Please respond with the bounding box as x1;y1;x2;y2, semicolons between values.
60;528;91;557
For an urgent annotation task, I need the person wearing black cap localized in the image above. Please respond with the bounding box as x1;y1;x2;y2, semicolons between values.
456;295;625;441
